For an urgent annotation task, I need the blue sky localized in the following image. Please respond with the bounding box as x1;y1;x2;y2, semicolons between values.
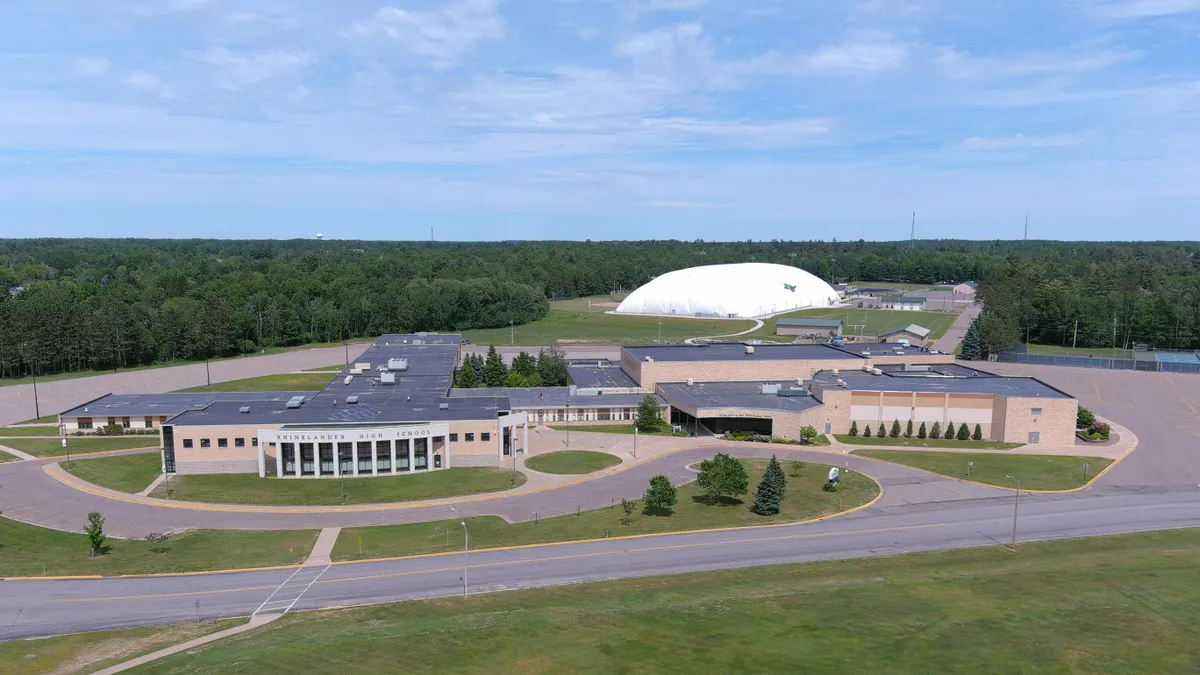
2;0;1199;241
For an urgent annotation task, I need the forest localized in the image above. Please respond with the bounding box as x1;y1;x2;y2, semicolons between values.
1;238;1197;378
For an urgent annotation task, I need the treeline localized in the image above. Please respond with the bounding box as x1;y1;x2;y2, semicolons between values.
966;246;1200;356
2;238;1198;377
455;346;567;389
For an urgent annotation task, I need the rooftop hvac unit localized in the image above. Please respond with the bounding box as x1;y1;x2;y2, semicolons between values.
355;362;370;371
239;406;251;414
686;378;694;386
795;377;804;386
832;368;840;376
438;403;449;410
286;400;302;409
346;395;359;405
872;368;882;375
777;387;810;397
745;345;755;354
380;372;396;385
344;375;353;385
644;355;653;362
388;358;408;371
761;383;781;395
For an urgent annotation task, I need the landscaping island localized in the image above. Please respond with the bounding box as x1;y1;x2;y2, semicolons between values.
525;450;622;474
853;450;1112;490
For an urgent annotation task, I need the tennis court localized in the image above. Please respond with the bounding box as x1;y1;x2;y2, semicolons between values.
1155;352;1200;364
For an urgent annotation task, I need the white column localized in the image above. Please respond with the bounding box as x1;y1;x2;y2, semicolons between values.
371;442;379;475
390;441;398;474
276;440;284;479
333;445;341;478
445;431;452;469
523;421;528;454
351;443;359;476
257;438;266;478
407;440;414;472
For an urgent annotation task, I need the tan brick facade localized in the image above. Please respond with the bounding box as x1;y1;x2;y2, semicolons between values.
632;357;864;392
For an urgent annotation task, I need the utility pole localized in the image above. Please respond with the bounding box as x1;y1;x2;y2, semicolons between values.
657;319;662;342
31;370;40;421
510;320;514;346
205;357;211;386
1072;319;1079;350
344;337;349;366
1006;475;1021;551
1112;314;1118;350
460;521;469;598
910;212;916;248
1024;214;1028;241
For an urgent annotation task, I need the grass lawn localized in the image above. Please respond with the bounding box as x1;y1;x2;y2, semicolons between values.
462;309;751;345
334;459;877;560
1025;344;1136;359
0;517;317;577
548;423;678;437
63;451;162;493
4;436;159;458
0;618;244;675
153;529;1200;674
172;372;335;393
149;467;526;505
746;307;957;341
853;450;1112;490
849;280;936;291
548;293;629;312
14;414;60;424
525;450;622;474
0;449;16;462
0;425;58;437
835;434;1023;450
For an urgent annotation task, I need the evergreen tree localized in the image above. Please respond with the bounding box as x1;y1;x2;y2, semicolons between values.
696;453;750;504
890;419;901;438
470;353;485;383
511;351;537;377
930;421;940;439
643;475;677;515
961;317;985;360
535;345;568;386
945;422;956;439
905;419;914;438
957;422;971;440
972;423;983;441
483;345;508;387
878;422;886;437
751;455;787;515
636;395;664;431
918;422;927;438
849;421;858;436
863;424;872;437
457;363;478;388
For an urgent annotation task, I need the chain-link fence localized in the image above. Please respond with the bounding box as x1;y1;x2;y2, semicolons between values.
995;351;1200;374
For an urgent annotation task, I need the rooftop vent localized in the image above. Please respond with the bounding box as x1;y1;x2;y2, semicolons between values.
686;378;694;386
832;368;840;376
761;383;781;395
346;395;359;405
438;403;449;410
239;406;251;414
344;375;353;385
388;358;408;372
795;377;804;386
380;372;396;385
644;355;653;362
745;345;755;354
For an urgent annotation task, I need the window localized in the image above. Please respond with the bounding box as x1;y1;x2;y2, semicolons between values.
465;433;475;442
481;432;491;442
251;437;258;447
182;438;193;448
79;418;93;429
1031;407;1043;417
235;438;245;447
217;438;228;448
449;433;458;442
145;416;154;427
200;438;210;448
121;417;131;429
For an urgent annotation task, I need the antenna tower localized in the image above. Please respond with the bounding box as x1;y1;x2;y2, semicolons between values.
910;212;916;247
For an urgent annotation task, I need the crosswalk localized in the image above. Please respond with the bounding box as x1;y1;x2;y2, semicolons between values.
253;564;329;617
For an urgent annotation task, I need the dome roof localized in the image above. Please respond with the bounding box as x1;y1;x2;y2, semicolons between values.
615;262;838;318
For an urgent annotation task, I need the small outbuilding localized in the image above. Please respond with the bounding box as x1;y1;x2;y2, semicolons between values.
882;295;927;311
953;281;978;296
880;324;932;344
775;317;844;337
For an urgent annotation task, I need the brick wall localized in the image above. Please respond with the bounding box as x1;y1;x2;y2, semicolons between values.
996;396;1077;445
635;358;864;392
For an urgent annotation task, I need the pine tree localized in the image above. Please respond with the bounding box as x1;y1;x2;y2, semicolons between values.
849;421;858;436
905;419;914;438
511;351;537;377
751;455;787;515
469;353;485;382
962;317;985;360
930;421;941;438
957;422;971;440
483;345;508;387
918;422;927;439
457;363;478;388
945;422;956;439
890;419;901;437
878;422;886;437
972;423;983;441
863;424;872;437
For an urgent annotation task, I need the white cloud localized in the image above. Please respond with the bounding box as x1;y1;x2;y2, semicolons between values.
651;200;715;208
614;22;707;66
196;47;316;90
802;40;909;73
1082;0;1200;18
578;26;599;41
76;57;111;76
959;133;1081;151
344;0;505;65
124;70;173;97
643;116;834;146
936;46;1141;79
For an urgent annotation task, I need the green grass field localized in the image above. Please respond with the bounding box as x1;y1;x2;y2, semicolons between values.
462;309;754;345
4;436;159;458
63;452;162;493
1025;344;1137;359
0;425;58;437
0;449;16;462
747;307;957;341
853;450;1112;490
173;372;335;393
848;280;936;291
524;450;622;474
149;467;525;505
146;529;1200;674
548;423;678;437
334;459;877;560
548;294;629;312
835;434;1023;450
14;414;60;424
0;517;317;577
0;618;244;675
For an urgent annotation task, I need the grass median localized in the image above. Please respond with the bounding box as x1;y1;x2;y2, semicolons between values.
853;450;1112;490
149;467;525;505
4;436;159;458
0;425;59;437
172;372;335;393
835;434;1023;450
144;529;1200;674
63;452;162;493
525;450;622;474
0;517;317;577
334;459;878;561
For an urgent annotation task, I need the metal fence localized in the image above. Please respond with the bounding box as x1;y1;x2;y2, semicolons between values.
995;351;1200;374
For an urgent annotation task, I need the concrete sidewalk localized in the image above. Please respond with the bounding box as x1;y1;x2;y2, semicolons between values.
0;442;37;460
91;614;279;675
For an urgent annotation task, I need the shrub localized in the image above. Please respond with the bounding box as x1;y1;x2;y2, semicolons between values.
957;423;971;440
799;425;819;444
670;430;689;437
146;532;170;554
822;482;839;492
905;420;913;438
889;420;901;438
1087;421;1111;440
863;425;872;438
849;421;858;437
930;421;941;439
85;511;106;557
972;423;982;441
1076;406;1096;429
918;422;927;439
877;423;886;437
944;422;956;440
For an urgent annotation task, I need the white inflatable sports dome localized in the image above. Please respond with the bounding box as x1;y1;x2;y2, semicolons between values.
614;262;838;318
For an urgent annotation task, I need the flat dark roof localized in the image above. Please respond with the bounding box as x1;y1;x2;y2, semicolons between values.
169;395;507;427
316;335;459;402
567;364;639;389
59;392;319;419
829;343;944;358
811;367;1071;398
623;343;863;363
449;387;663;409
659;381;821;414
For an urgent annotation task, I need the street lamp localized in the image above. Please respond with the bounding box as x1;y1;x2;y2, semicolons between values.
31;370;40;421
510;320;514;346
460;520;469;598
565;402;571;448
1006;475;1020;551
632;412;638;458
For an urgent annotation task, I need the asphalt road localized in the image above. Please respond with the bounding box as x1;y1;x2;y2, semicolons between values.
4;485;1200;640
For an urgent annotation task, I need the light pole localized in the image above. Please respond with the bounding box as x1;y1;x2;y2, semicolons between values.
460;520;469;598
1006;475;1020;551
632;411;638;458
205;357;211;387
62;436;70;471
31;370;40;421
343;337;349;367
565;402;571;448
510;320;514;346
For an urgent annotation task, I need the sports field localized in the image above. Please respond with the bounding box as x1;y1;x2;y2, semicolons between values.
744;307;957;341
462;310;754;345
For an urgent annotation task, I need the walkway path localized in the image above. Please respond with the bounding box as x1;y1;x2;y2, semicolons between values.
684;318;764;345
932;302;979;353
91;614;278;675
0;442;37;460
